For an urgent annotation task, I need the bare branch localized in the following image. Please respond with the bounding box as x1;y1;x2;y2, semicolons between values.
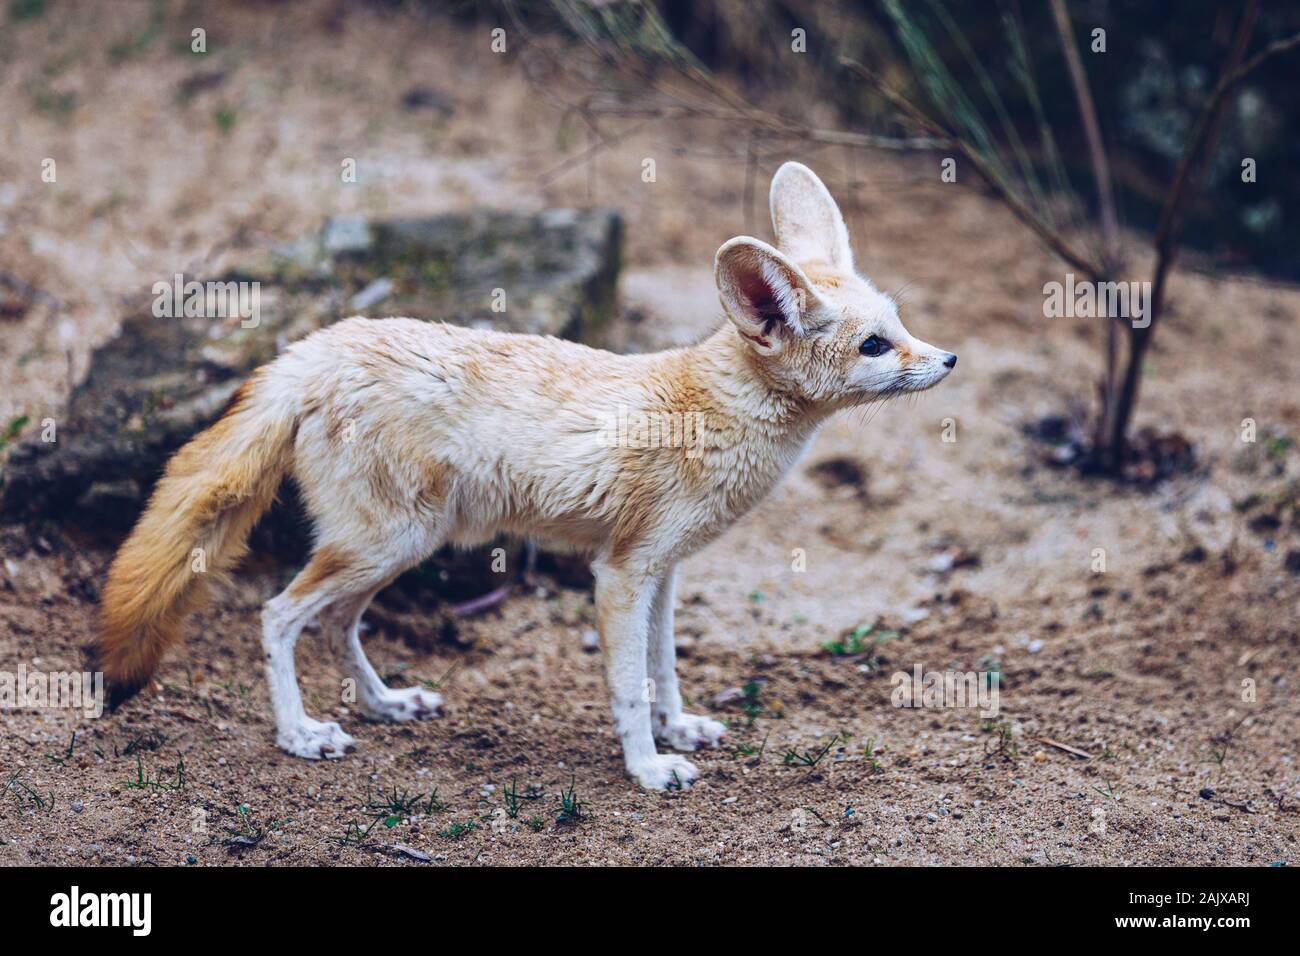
1107;4;1300;461
579;102;944;152
842;57;1105;280
1048;0;1119;272
1048;0;1122;453
1152;9;1290;270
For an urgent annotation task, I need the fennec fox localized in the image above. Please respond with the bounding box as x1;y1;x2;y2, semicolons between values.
95;162;956;789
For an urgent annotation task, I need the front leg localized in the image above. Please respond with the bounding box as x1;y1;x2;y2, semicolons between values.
594;561;699;790
647;565;727;751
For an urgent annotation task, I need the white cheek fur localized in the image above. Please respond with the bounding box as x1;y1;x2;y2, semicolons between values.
846;354;903;395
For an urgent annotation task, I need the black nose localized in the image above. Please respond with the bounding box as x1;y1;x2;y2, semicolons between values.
943;353;957;368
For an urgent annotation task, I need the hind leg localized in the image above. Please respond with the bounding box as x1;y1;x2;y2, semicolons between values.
262;560;358;759
320;589;443;722
262;525;436;758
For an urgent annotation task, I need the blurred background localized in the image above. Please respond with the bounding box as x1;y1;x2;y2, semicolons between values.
593;0;1300;277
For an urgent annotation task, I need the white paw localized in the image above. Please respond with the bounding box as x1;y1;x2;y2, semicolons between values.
360;686;443;723
628;753;699;790
655;712;727;751
277;719;356;760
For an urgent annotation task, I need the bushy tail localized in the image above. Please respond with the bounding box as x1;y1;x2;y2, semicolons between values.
93;372;296;707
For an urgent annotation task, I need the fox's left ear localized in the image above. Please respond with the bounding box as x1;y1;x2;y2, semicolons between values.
769;161;853;271
715;237;819;353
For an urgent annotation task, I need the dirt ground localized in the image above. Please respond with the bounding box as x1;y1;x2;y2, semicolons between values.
2;1;1298;866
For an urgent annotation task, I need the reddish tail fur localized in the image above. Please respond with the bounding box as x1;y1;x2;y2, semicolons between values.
92;374;295;706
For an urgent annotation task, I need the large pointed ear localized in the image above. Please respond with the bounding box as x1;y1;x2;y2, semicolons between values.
769;161;853;270
715;237;820;352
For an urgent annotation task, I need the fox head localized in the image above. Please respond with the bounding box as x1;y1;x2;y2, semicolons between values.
715;162;955;409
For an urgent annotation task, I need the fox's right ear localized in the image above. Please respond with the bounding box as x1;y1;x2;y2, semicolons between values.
715;237;819;353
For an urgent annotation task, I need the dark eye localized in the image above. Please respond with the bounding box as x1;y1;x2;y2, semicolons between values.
859;334;891;357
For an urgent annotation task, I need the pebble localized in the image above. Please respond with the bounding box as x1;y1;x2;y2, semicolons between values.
70;801;83;813
349;277;394;311
712;687;745;706
925;553;955;573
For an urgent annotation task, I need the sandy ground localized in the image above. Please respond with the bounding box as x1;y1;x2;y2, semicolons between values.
2;1;1298;866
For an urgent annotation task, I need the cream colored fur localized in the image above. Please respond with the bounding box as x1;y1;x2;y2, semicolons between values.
96;162;955;789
